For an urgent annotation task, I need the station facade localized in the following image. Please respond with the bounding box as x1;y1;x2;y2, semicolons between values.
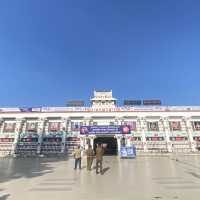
1;90;200;157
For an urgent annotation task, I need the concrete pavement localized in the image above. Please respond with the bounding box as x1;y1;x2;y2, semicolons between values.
1;155;200;200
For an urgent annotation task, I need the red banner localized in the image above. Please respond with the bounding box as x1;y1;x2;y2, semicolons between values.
3;123;16;132
26;122;37;132
170;121;181;131
48;122;60;132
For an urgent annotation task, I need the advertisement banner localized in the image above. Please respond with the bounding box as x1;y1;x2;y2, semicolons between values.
120;147;128;157
124;121;136;131
48;122;60;132
42;132;63;142
2;106;200;113
146;137;165;141
80;125;131;135
170;121;181;131
131;137;141;141
26;122;38;132
43;132;63;138
168;132;188;137
0;108;20;112
145;132;165;137
170;136;188;141
19;132;39;138
19;133;39;142
42;107;76;112
0;138;14;142
120;146;136;158
3;123;16;133
71;122;82;131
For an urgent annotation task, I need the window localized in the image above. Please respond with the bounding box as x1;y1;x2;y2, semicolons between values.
148;122;159;131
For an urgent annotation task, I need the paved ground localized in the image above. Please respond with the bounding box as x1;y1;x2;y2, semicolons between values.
1;155;200;200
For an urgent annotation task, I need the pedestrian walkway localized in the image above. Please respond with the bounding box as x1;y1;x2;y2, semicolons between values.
1;156;200;200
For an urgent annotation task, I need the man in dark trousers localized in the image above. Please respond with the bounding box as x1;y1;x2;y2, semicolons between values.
95;144;104;174
86;145;94;171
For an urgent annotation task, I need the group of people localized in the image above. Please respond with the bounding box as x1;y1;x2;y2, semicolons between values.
73;144;104;174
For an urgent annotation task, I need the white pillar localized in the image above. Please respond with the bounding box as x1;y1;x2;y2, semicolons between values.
66;119;71;136
22;120;26;133
162;118;172;152
184;117;196;152
37;118;46;154
90;135;95;149
61;118;67;153
11;119;23;155
115;117;121;125
80;136;84;148
0;119;4;134
139;118;147;152
126;136;131;147
116;135;121;154
83;117;91;126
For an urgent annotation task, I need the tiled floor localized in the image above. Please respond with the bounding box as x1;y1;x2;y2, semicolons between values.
1;155;200;200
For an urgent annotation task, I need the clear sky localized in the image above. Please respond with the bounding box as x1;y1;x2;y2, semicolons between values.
0;0;200;107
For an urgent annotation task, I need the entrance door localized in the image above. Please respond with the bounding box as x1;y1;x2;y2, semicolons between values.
93;137;118;155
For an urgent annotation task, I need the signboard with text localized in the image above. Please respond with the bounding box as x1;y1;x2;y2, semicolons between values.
80;125;131;135
120;146;136;158
2;106;200;113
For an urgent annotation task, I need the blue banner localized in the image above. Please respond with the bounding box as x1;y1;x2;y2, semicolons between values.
120;146;136;158
80;125;131;135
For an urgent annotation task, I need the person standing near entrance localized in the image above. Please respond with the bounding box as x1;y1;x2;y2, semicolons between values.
171;144;178;161
86;145;94;171
96;144;104;174
73;145;82;170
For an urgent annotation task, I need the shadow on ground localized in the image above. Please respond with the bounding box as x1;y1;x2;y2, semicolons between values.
101;167;110;175
0;156;69;184
0;194;10;200
0;156;70;199
92;166;110;175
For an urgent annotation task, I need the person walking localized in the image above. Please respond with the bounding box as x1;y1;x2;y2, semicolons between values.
96;144;104;174
73;145;82;170
86;145;94;171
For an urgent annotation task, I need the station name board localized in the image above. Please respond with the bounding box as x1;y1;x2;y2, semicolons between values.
80;125;131;135
0;106;200;113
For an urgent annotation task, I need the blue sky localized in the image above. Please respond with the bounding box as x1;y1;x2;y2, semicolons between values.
0;0;200;107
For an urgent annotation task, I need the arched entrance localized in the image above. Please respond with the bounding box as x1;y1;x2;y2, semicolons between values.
93;136;118;155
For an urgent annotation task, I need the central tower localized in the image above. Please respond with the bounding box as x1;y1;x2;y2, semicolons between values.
90;90;117;108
